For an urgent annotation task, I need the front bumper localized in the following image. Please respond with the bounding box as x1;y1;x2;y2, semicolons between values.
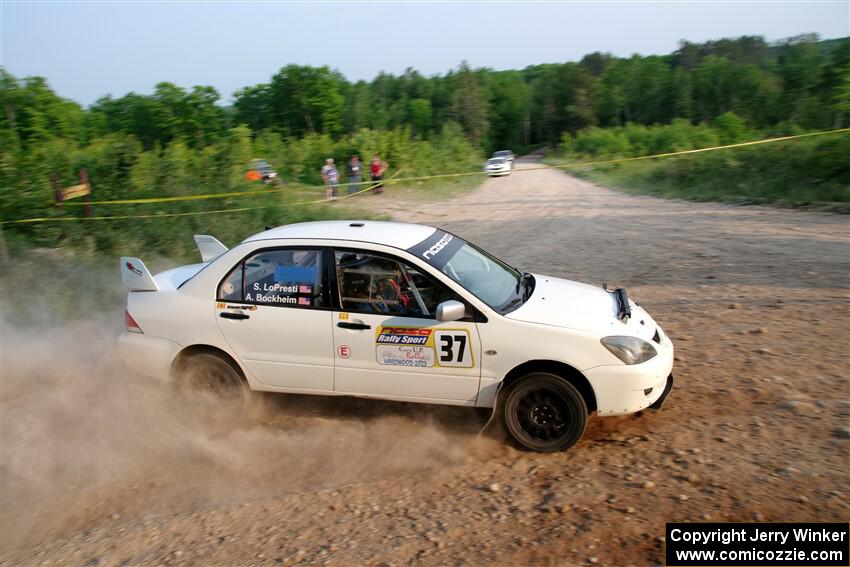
583;336;674;416
648;374;673;411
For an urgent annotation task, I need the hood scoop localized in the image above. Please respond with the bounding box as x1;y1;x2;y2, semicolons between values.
603;282;631;322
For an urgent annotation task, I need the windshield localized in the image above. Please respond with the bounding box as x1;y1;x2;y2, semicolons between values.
487;158;504;165
408;230;531;314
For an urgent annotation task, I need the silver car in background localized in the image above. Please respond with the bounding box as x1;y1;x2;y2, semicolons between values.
484;157;512;177
492;150;515;165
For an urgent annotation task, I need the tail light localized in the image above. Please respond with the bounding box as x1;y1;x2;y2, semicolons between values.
125;309;143;334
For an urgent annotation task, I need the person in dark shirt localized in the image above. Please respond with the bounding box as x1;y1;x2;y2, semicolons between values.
346;155;363;194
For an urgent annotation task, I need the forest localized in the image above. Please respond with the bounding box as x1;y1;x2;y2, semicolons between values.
1;33;849;255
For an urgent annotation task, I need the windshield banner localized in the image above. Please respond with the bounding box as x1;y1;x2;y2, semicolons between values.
408;229;465;270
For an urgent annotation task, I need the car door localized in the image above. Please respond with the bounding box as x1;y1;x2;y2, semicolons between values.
215;247;334;392
330;248;482;404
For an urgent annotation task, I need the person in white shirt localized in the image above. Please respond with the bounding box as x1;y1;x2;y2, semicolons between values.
321;158;339;201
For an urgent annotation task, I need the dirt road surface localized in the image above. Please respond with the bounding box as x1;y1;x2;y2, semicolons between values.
2;157;848;566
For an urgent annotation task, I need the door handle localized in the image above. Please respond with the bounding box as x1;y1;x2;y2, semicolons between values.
337;321;370;330
220;311;250;320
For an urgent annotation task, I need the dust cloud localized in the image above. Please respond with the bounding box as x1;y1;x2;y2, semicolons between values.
0;258;492;555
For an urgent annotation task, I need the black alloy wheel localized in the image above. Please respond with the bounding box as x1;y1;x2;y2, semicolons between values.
502;372;588;452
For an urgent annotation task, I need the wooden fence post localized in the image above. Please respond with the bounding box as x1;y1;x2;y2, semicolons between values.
52;174;64;209
79;169;92;217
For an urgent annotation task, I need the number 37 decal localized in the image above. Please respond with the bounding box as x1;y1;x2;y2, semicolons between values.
435;330;474;368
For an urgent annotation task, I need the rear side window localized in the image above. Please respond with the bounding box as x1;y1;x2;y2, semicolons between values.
217;249;325;308
219;265;243;301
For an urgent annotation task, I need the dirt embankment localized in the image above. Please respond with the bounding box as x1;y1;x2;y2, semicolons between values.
1;158;848;566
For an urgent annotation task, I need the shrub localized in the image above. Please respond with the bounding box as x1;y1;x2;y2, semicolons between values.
1;123;483;256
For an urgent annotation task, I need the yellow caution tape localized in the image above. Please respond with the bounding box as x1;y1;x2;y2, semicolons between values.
64;165;407;206
71;187;287;206
547;127;850;169
2;169;405;225
4;128;848;225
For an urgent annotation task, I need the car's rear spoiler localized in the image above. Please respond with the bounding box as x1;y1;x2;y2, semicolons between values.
194;235;228;262
120;257;159;291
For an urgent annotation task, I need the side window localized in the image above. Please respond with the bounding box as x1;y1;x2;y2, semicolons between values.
217;249;325;308
408;269;457;311
335;251;459;318
219;264;243;301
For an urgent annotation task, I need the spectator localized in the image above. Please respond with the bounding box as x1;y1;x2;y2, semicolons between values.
321;158;339;201
346;154;363;195
370;154;388;194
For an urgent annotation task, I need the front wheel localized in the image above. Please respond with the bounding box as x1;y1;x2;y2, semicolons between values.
502;373;588;452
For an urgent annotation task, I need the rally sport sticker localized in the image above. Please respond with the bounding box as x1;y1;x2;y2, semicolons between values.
374;327;473;368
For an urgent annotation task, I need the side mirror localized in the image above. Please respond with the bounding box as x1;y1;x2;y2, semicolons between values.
436;300;466;322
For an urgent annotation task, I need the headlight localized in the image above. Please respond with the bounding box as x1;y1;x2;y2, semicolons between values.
600;336;657;365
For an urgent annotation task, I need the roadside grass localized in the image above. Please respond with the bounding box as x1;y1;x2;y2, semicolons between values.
236;171;486;221
0;173;487;322
0;167;486;274
1;185;376;262
544;134;850;211
376;174;486;203
0;196;373;322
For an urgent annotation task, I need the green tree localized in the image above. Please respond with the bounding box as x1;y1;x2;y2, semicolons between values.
776;34;827;127
184;85;225;145
486;71;530;150
451;62;488;147
267;65;345;137
714;111;748;144
226;125;253;185
233;84;272;132
408;98;433;138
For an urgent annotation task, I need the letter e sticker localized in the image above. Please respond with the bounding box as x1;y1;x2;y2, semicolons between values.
337;345;351;359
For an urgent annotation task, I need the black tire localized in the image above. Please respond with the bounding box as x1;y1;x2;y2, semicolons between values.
173;352;250;422
502;372;588;452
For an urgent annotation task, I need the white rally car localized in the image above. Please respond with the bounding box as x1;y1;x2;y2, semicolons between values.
119;221;673;452
483;157;512;177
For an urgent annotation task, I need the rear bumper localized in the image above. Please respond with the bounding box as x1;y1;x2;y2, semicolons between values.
117;332;182;382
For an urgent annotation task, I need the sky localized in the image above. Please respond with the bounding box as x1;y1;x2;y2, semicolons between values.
2;1;849;106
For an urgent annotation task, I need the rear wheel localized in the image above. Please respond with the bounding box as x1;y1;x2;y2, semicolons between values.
173;352;249;423
502;372;587;452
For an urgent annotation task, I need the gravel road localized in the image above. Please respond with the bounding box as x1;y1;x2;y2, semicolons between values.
2;156;848;566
